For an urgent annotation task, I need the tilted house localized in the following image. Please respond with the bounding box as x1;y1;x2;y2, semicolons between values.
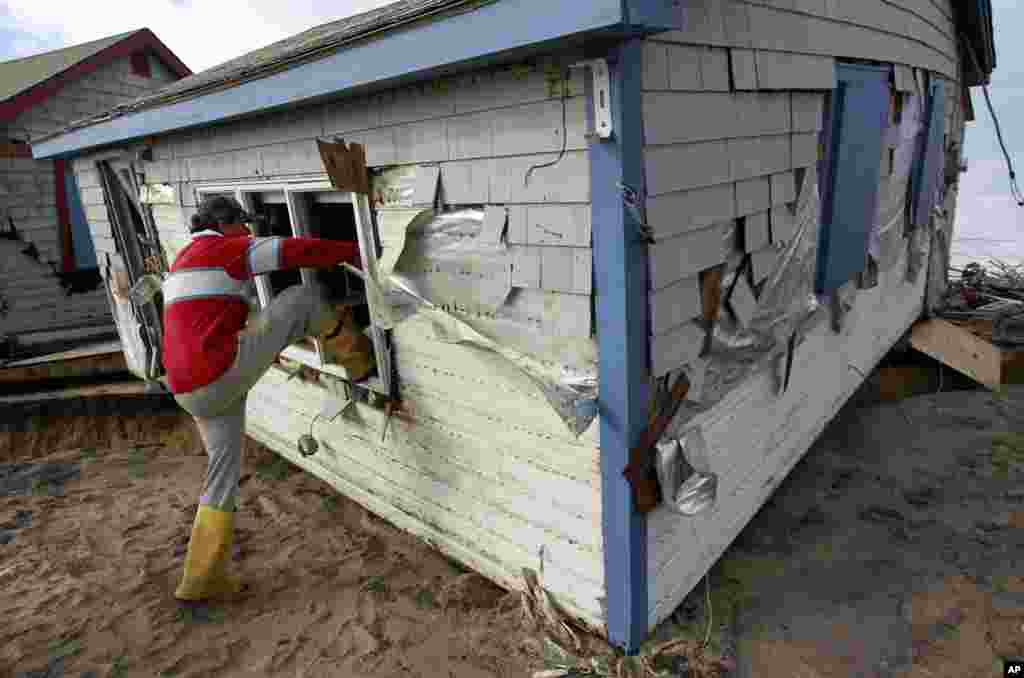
33;0;995;652
0;29;189;360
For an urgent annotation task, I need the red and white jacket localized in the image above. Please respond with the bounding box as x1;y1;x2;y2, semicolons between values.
161;229;360;395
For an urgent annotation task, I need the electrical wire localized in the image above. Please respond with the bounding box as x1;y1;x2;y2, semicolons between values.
960;33;1024;207
524;71;570;186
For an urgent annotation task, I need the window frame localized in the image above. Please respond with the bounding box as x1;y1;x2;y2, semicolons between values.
195;179;390;396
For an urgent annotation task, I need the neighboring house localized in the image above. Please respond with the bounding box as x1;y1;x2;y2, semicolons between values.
33;0;995;652
0;29;190;360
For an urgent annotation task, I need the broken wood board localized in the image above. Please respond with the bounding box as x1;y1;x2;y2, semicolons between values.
0;349;127;386
0;380;160;406
909;318;1002;390
317;139;370;194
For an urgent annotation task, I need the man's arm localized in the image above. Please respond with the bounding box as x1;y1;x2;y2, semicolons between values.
222;236;362;279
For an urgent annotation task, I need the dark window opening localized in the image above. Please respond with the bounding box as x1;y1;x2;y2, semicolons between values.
130;51;151;78
301;196;373;340
249;198;302;295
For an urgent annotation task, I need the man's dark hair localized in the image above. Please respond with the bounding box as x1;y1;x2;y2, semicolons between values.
190;195;251;233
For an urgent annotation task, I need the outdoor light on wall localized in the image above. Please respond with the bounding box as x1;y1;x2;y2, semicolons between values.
655;428;718;516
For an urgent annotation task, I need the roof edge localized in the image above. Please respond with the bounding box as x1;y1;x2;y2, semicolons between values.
32;0;681;160
0;28;192;124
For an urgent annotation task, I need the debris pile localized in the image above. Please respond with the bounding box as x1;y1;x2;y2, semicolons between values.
940;260;1024;347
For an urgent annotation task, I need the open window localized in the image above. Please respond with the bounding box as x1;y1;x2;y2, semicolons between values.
194;181;388;395
815;62;891;295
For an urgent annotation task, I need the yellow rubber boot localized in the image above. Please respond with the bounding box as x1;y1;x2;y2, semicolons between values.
174;505;243;601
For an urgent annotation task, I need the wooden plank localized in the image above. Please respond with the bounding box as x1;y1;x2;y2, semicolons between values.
510;245;541;288
910;318;1002;390
736;175;771;216
0;380;151;405
699;47;731;92
666;44;702;90
642;41;670;90
727;134;791;182
525;204;591;246
744;211;771;252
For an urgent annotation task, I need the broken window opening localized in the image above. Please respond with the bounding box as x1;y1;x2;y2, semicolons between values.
195;182;383;393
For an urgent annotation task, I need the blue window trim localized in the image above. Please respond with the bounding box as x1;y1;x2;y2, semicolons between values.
815;62;891;295
910;78;947;228
591;38;650;655
65;167;98;269
33;0;682;160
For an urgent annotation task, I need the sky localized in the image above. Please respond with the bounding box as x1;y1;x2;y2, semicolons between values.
0;0;1020;268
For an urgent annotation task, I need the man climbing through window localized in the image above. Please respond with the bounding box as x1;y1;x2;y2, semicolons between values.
163;194;361;602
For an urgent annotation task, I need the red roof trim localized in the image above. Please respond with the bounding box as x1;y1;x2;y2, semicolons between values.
0;29;191;123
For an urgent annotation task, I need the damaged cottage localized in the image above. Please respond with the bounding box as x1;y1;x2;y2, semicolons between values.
31;0;994;653
0;30;190;360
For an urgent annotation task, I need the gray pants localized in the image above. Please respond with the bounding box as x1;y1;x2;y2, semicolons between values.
174;284;336;510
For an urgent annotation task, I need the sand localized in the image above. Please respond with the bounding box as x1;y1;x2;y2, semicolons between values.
0;412;608;678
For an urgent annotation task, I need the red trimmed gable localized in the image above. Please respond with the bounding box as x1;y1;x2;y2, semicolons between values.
0;29;191;123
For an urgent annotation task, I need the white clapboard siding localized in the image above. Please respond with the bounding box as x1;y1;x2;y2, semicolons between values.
244;367;605;627
648;242;924;629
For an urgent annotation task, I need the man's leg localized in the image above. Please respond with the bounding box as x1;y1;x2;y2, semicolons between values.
174;283;337;420
175;397;246;601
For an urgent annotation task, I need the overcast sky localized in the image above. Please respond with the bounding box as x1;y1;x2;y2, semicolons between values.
1;0;1020;265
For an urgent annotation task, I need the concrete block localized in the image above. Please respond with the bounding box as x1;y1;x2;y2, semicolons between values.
744;211;771;251
728;135;791;182
649;275;702;336
644;140;730;196
525;205;591;247
700;47;731;92
755;51;835;90
666;44;702;91
642;41;670;90
446;112;494;160
646;183;736;240
510;245;541;288
731;49;758;90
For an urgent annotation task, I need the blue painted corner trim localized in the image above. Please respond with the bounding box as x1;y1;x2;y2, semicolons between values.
34;0;680;160
592;39;650;655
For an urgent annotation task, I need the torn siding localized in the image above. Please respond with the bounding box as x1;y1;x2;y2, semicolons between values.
640;0;963;632
121;57;606;627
